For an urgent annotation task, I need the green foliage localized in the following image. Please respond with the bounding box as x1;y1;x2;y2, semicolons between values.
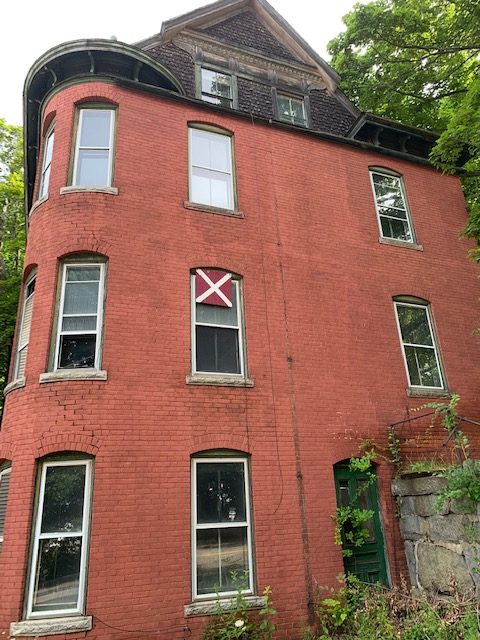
328;0;480;252
202;576;276;640
437;459;480;512
310;578;480;639
0;119;25;412
401;460;451;475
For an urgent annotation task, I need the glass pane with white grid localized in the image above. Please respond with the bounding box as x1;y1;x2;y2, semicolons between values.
193;459;253;598
395;302;443;388
201;69;233;107
189;129;234;209
39;129;54;198
371;172;414;242
277;95;306;126
56;264;103;369
73;109;114;187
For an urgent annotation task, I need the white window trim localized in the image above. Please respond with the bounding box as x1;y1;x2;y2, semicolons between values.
54;262;105;371
26;459;93;619
191;274;245;378
188;127;235;211
393;301;444;390
0;466;12;544
192;457;254;600
14;274;36;381
72;108;115;187
39;125;55;199
369;170;415;243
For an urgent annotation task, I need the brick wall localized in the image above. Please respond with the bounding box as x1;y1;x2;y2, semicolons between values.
1;80;479;639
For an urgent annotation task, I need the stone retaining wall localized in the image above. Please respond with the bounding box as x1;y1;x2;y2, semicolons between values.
392;475;480;598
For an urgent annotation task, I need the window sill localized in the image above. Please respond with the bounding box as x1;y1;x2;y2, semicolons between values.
407;387;450;398
29;195;48;215
10;615;92;637
186;374;254;387
379;237;423;251
185;595;265;617
39;370;108;384
60;185;118;196
184;201;244;218
3;377;26;396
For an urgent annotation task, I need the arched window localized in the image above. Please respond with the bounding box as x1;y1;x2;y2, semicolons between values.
191;452;253;599
26;455;93;618
191;268;246;378
13;270;36;380
393;297;444;389
188;125;235;211
0;463;11;550
72;106;116;187
369;168;415;243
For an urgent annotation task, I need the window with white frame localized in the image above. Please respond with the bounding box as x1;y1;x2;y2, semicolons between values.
276;94;307;126
39;126;54;199
189;127;235;210
26;459;92;617
0;466;12;548
200;68;233;107
394;300;444;388
370;170;415;242
192;456;253;599
14;274;36;380
72;108;115;187
54;261;105;370
192;269;244;376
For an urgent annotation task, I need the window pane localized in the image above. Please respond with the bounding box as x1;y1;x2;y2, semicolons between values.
44;131;55;166
63;281;99;315
196;527;248;595
59;335;96;368
196;326;240;374
373;182;405;210
201;69;232;99
197;462;246;524
397;306;433;345
191;167;232;209
62;316;97;332
75;149;110;186
415;346;442;387
196;286;238;326
191;130;231;173
40;166;51;199
32;537;82;612
404;345;422;386
41;465;86;533
79;110;112;147
67;266;101;282
378;206;408;220
209;136;231;173
380;216;411;241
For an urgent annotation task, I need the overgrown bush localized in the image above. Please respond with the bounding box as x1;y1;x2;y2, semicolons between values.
309;577;479;640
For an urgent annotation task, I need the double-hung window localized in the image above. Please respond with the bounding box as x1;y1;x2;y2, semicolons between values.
394;301;444;389
192;456;253;599
192;269;244;376
370;170;415;243
26;459;93;617
54;262;105;370
189;127;235;210
39;126;54;199
200;68;233;108
14;274;36;380
72;108;115;187
276;94;307;126
0;466;11;549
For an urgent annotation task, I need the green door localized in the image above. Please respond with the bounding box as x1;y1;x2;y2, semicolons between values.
334;462;389;585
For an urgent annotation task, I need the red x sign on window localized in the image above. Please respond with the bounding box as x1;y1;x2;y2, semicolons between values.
195;269;233;307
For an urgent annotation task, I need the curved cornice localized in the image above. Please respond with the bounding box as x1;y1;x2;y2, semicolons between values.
24;39;185;212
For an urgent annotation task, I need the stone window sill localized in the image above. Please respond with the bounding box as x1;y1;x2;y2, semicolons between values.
185;595;265;617
10;615;92;637
379;237;423;251
186;374;254;387
407;387;450;398
3;377;26;396
29;195;48;215
39;370;108;384
184;201;244;218
60;185;118;196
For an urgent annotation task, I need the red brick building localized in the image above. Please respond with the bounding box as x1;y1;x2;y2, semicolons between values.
1;0;479;638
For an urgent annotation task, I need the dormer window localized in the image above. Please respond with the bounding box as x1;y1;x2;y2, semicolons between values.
277;94;307;126
201;68;233;108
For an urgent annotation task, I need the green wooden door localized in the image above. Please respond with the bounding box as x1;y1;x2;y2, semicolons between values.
334;463;389;585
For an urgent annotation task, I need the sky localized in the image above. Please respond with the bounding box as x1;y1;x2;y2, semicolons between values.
1;0;358;126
